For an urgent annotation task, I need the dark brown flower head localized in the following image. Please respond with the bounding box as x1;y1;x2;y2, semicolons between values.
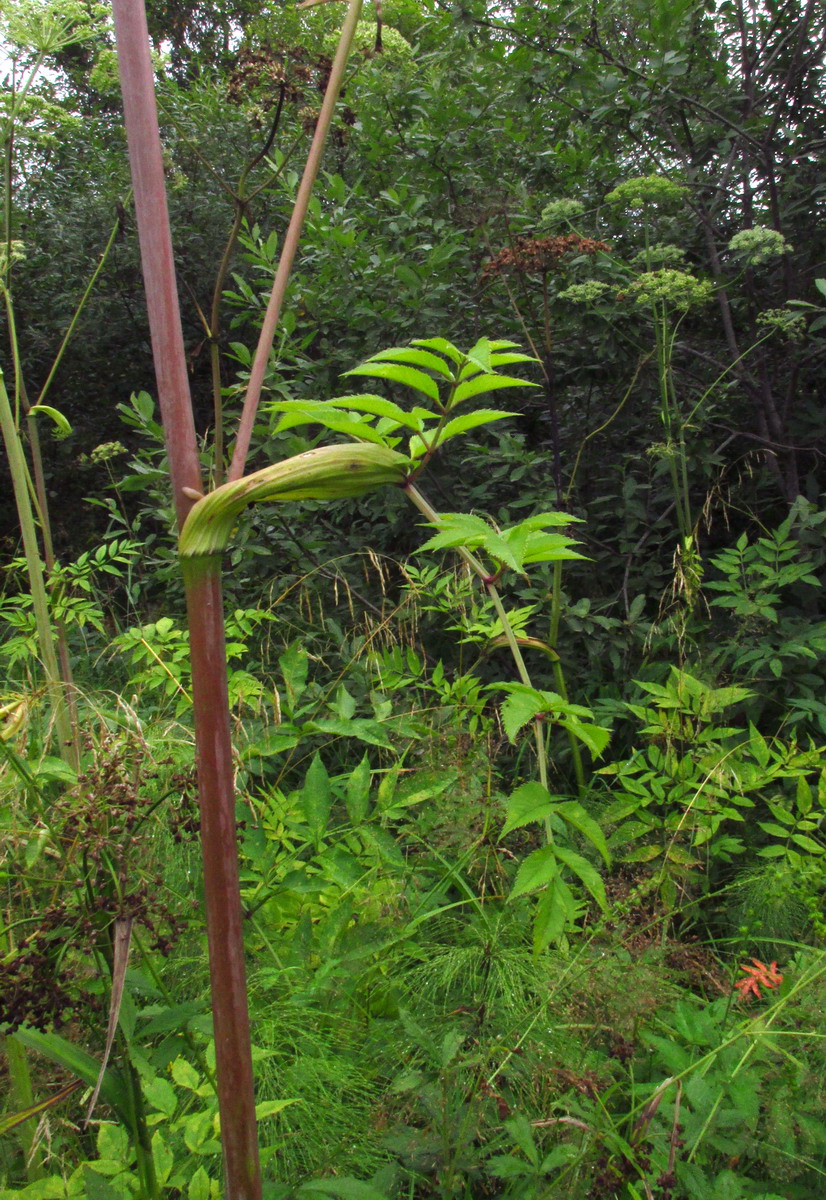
482;234;610;281
227;43;333;110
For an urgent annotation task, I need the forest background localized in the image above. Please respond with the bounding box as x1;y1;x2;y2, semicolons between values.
1;0;826;1198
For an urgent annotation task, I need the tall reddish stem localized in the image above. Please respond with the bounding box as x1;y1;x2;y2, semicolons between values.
111;1;261;1196
183;559;260;1198
110;0;201;518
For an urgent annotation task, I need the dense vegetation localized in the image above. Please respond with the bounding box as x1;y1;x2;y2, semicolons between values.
2;0;825;1197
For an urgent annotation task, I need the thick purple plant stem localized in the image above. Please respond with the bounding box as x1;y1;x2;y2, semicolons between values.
183;558;261;1199
110;0;201;519
111;1;261;1195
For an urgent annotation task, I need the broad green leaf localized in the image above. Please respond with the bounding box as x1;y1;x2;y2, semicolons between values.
144;1075;177;1117
518;510;583;529
255;1099;300;1120
1;1174;72;1198
416;511;496;551
395;263;420;288
477;531;525;573
462;337;493;374
664;845;698;866
334;686;356;720
748;723;770;769
553;846;608;910
368;347;455;379
621;843;662;863
188;1167;211;1200
501;780;553;836
503;1114;539;1166
792;833;823;854
137;999;205;1038
239;729;301;761
325;394;426;431
452;373;537;407
346;754;372;824
307;718;393;748
301;754;332;841
344;362;440;403
275;405;391;445
33;756;77;784
553;800;610;864
83;1167;132;1198
279;640;309;710
533;875;575;952
490;351;537;368
437;409;517;444
510;844;558;897
440;1028;465;1067
499;689;548;742
486;1156;534;1180
411;336;463;364
797;774;813;815
152;1130;174;1185
559;717;611;757
497;685;596;739
758;822;792;838
377;763;400;811
84;1160;125;1179
522;532;586;564
380;768;456;816
170;1056;201;1090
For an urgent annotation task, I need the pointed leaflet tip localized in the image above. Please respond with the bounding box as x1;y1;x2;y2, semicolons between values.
179;442;410;559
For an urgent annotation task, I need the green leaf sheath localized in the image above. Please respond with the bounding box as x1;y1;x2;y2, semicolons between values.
179;443;410;559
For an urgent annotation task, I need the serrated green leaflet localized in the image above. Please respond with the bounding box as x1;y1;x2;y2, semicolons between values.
367;346;455;378
411;336;464;364
553;846;608;909
510;844;558;897
452;373;538;406
438;409;517;442
344;362;441;403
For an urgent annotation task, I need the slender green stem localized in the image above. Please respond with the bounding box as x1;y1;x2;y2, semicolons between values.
404;482;551;827
209;203;246;486
33;210;124;412
3;285;77;712
2;185;124;752
0;368;75;764
122;1054;160;1200
2;1033;44;1182
229;0;364;481
548;561;585;794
